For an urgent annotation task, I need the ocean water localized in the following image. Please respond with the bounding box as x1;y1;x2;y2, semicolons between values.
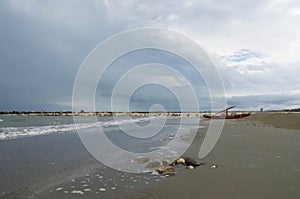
0;116;200;146
0;115;139;139
0;115;201;198
0;115;201;161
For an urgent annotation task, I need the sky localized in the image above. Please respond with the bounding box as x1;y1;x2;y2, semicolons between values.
1;0;300;111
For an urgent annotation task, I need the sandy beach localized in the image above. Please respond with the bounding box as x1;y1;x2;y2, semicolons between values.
0;112;299;199
124;112;300;199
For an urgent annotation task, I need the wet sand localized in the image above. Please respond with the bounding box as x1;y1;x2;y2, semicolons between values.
127;112;300;198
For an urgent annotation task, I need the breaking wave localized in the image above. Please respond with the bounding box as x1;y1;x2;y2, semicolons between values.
0;117;155;140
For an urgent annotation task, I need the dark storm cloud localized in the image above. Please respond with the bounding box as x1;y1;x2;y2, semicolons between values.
0;1;127;111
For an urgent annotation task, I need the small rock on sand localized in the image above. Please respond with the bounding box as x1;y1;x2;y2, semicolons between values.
156;165;176;176
183;157;201;167
211;164;218;169
145;159;171;170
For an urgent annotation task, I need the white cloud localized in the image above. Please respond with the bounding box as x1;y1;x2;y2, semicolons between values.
210;48;300;110
102;0;300;64
104;0;192;26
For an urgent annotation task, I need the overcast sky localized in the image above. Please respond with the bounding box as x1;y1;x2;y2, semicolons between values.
1;0;300;111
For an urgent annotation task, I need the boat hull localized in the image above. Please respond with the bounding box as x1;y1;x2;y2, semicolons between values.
203;113;251;119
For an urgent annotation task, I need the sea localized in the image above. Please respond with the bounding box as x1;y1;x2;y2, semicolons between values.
0;115;201;198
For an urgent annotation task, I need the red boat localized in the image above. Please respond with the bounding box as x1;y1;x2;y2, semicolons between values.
203;106;250;119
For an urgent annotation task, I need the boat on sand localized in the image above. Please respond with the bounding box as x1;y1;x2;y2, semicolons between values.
203;106;250;119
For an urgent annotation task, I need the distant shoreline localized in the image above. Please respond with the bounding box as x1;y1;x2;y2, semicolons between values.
0;111;204;117
0;109;299;116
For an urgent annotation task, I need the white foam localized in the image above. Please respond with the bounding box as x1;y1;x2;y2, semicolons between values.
56;187;63;191
0;117;155;140
0;119;3;122
99;188;106;192
71;190;84;194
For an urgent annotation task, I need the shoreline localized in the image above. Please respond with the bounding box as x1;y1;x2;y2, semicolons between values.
0;110;299;117
125;113;300;199
0;113;299;198
0;112;204;117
